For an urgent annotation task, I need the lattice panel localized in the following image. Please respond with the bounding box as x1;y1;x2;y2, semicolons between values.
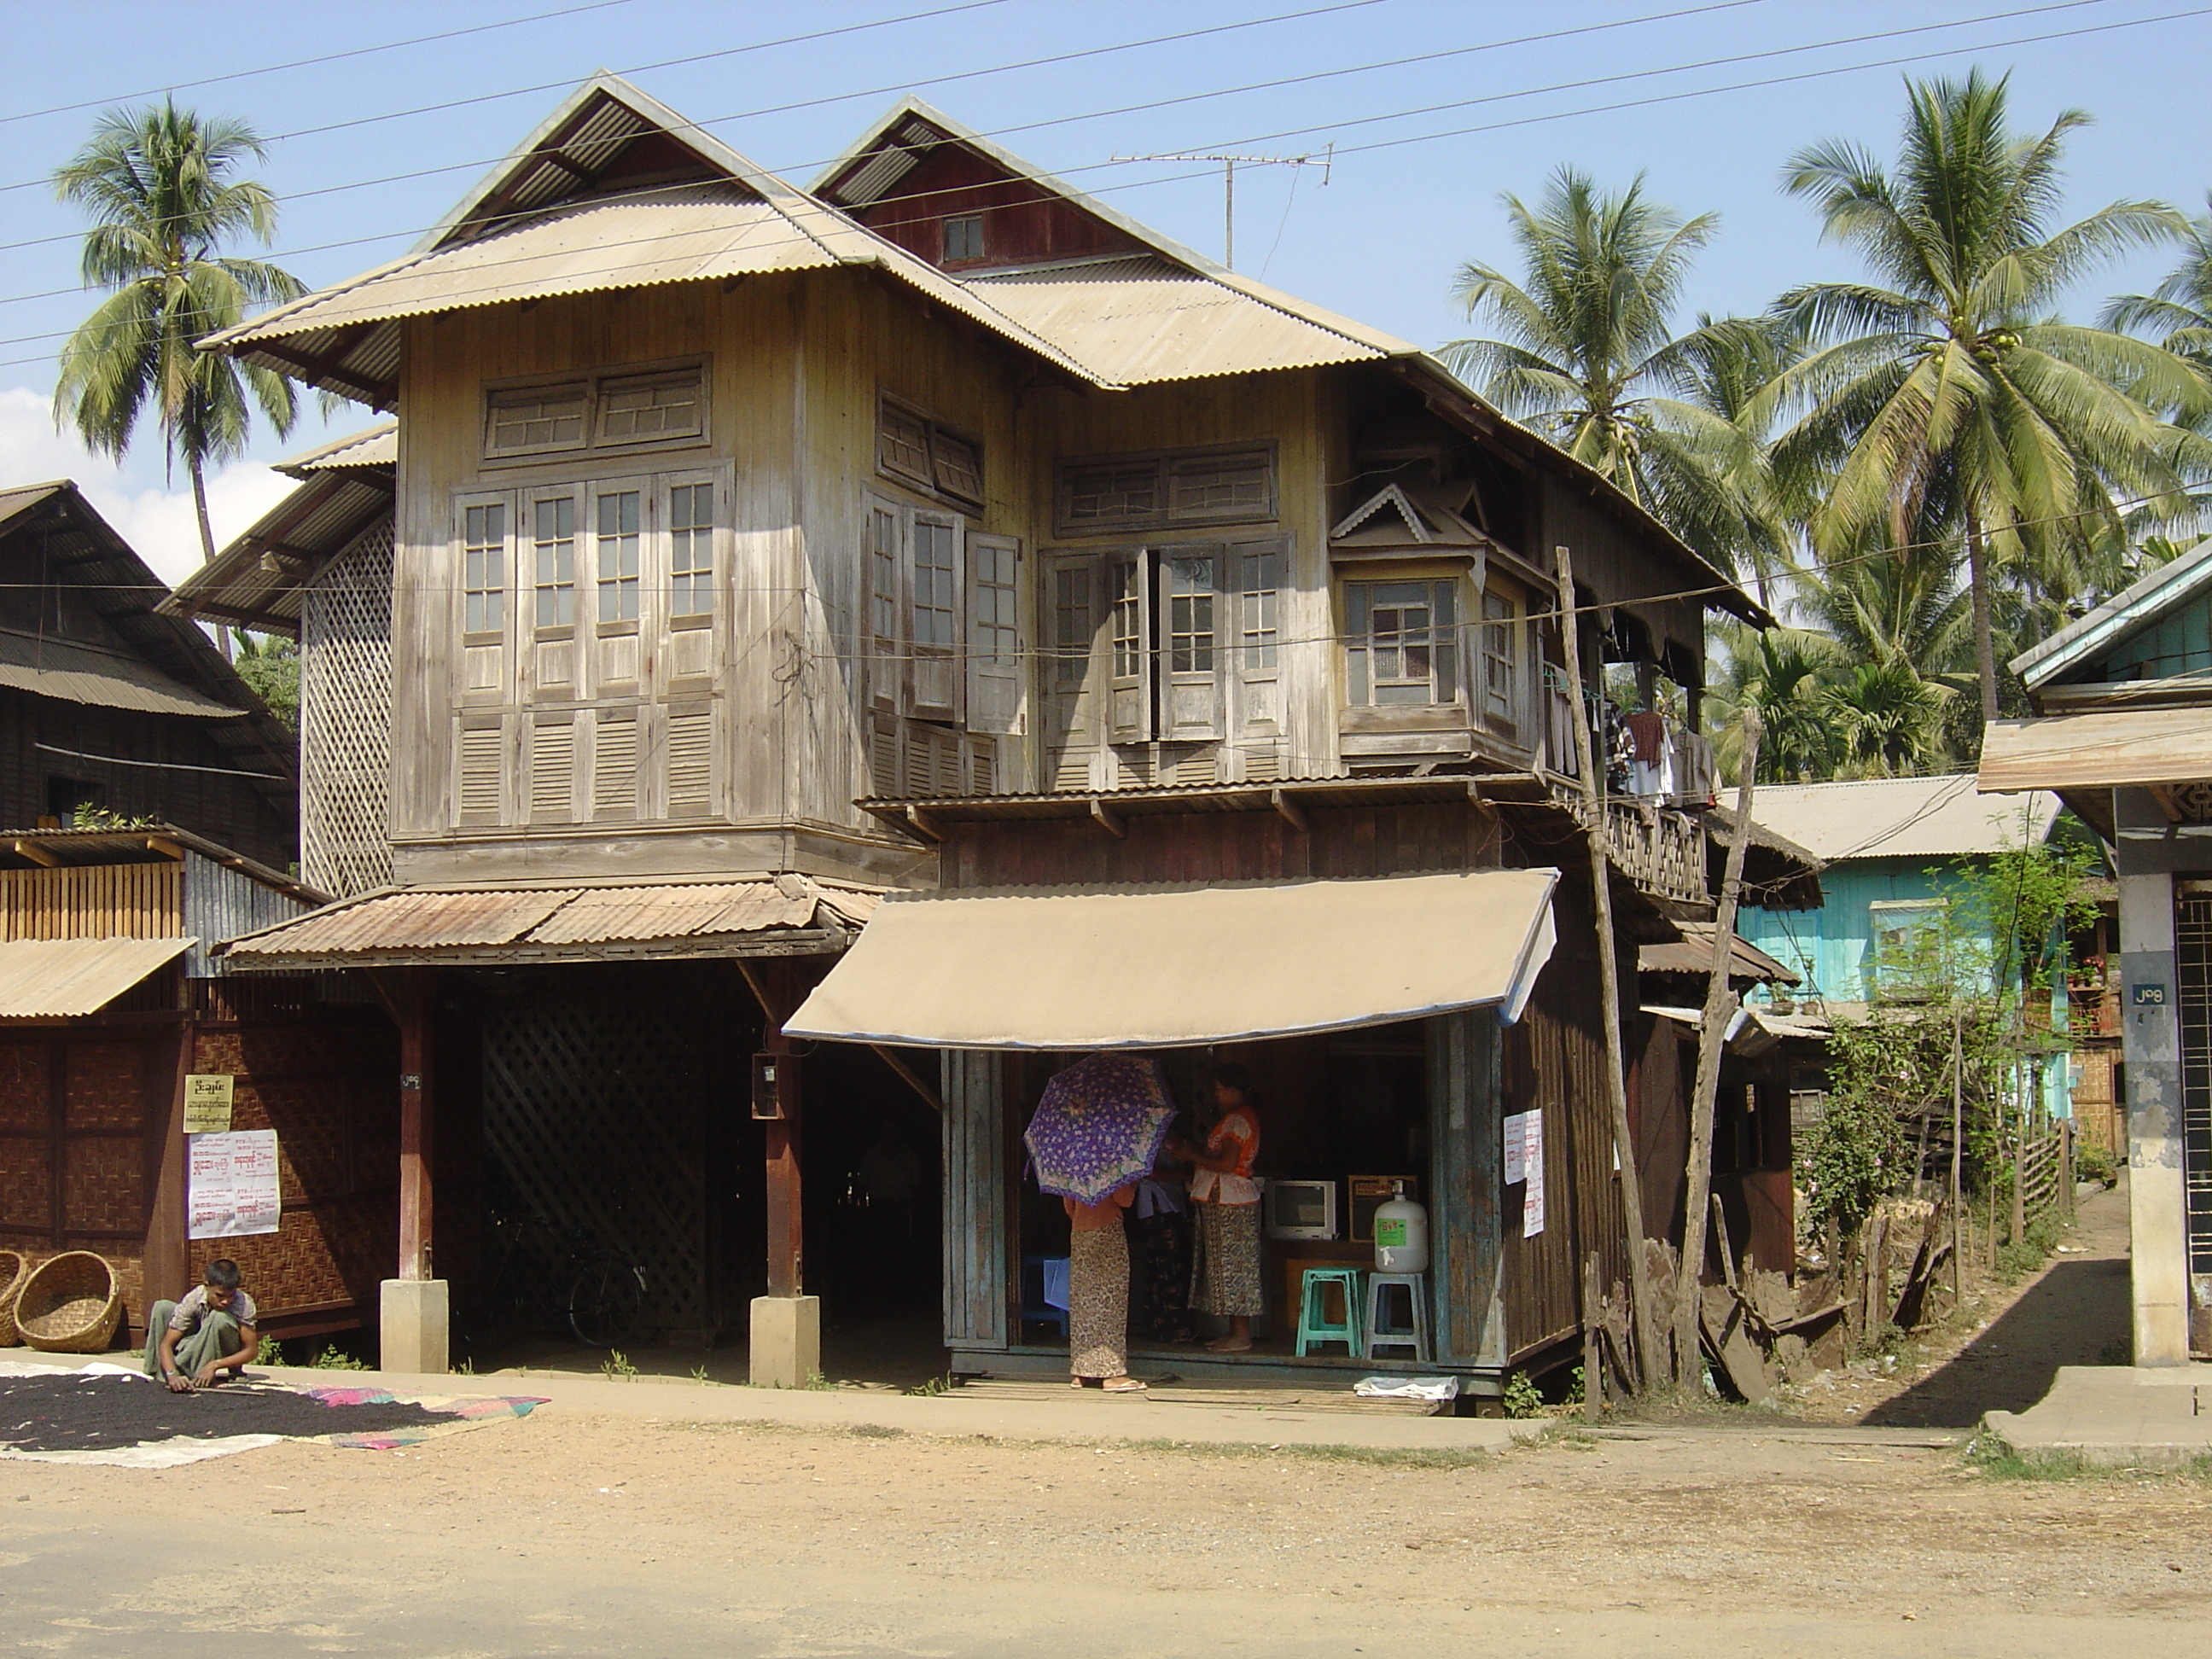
482;992;716;1333
302;520;395;897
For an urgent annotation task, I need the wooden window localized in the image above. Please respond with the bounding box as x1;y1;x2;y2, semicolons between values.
597;371;702;445
1160;551;1224;742
665;706;713;817
528;718;574;822
1240;545;1281;672
1105;555;1151;744
967;533;1024;736
486;384;588;457
1870;899;1947;1002
457;718;504;826
595;489;641;624
1344;579;1458;707
591;710;638;821
877;395;984;508
667;481;714;620
529;494;577;630
1052;562;1093;695
867;503;902;713
908;513;961;722
463;502;508;637
1056;446;1273;535
1480;586;1522;733
942;213;984;262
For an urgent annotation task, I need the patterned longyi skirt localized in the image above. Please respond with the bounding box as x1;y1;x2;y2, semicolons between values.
1190;1200;1264;1317
1068;1223;1131;1378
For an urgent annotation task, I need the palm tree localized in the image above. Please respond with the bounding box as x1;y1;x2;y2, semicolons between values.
1761;69;2211;725
1706;620;1839;783
1441;168;1773;575
52;101;307;564
2103;194;2212;368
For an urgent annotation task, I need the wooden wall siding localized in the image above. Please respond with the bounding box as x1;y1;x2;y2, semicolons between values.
0;862;183;940
188;1009;399;1327
1426;1007;1504;1365
940;1048;1008;1346
1499;876;1632;1360
1630;1013;1690;1244
940;800;1505;892
1540;478;1706;682
183;853;311;978
301;517;396;897
0;691;293;870
853;143;1148;271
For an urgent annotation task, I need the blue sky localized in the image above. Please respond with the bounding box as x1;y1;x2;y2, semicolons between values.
2;0;2206;578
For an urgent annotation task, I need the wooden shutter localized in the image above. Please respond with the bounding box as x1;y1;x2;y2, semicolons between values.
908;511;962;723
1233;538;1286;778
966;533;1025;737
904;722;963;798
879;400;933;488
665;705;713;818
866;712;900;799
1046;556;1100;792
1156;547;1225;742
528;717;575;823
1105;552;1154;745
456;716;505;827
1343;582;1372;706
866;499;903;713
1431;579;1459;705
592;710;638;821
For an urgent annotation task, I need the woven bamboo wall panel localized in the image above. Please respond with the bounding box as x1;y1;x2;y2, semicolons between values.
197;1208;354;1314
0;1044;47;1130
237;1080;346;1201
62;1137;145;1232
0;1138;51;1233
0;863;183;940
63;1041;145;1130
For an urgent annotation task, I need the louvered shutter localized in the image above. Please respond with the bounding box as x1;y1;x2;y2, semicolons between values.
593;710;638;821
528;717;575;823
665;705;713;817
456;717;505;827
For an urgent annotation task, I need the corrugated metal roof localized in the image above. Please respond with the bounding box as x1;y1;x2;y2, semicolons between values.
1639;923;1799;984
0;935;194;1018
164;469;392;635
965;257;1387;385
275;421;398;478
0;628;242;718
2012;538;2212;688
1743;775;2061;862
1979;708;2212;794
221;876;879;965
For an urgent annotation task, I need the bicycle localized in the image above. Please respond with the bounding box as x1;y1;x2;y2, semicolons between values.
467;1208;650;1350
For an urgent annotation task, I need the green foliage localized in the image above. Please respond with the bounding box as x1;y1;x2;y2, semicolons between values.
1500;1370;1545;1418
230;632;298;731
2076;1138;2119;1186
311;1343;370;1371
1796;1059;1909;1239
255;1334;284;1365
70;803;157;830
601;1348;637;1381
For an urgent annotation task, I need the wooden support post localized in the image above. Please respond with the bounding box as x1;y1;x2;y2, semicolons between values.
397;969;434;1281
1581;1251;1604;1423
2011;1115;2027;1246
742;960;806;1298
143;1013;197;1316
1950;1012;1964;1314
1676;707;1761;1387
1554;544;1661;1393
2060;1116;2075;1219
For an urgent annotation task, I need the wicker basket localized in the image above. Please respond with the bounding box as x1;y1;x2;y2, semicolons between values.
15;1252;122;1353
0;1249;23;1348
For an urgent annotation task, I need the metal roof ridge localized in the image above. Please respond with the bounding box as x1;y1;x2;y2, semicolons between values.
2011;536;2212;688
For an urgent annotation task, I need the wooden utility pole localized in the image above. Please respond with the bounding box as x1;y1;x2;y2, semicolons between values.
1581;1250;1604;1423
1950;1011;1964;1313
1553;544;1661;1391
1675;707;1761;1387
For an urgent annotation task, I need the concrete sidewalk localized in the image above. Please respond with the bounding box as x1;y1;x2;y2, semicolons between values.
0;1345;1539;1452
1983;1364;2212;1464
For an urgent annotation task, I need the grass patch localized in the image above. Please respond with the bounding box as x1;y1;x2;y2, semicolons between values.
848;1422;906;1439
1964;1429;2212;1482
1110;1435;1498;1470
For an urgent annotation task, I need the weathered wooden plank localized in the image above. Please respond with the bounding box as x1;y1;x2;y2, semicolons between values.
941;1049;1008;1348
1427;1005;1501;1365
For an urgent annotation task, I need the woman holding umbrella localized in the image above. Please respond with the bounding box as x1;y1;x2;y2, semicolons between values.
1025;1053;1173;1393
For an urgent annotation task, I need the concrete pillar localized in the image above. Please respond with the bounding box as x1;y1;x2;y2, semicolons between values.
2119;864;2191;1365
749;1294;820;1388
380;1278;451;1376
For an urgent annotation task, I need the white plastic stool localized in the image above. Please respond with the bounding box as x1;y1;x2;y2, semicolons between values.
1364;1272;1430;1362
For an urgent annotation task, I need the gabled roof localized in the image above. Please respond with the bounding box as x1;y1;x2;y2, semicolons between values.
164;423;396;637
0;483;297;803
1740;774;2060;863
2011;537;2212;690
1330;481;1489;551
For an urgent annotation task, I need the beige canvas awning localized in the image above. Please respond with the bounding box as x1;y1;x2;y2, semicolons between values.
785;869;1559;1051
1981;708;2212;793
0;936;195;1019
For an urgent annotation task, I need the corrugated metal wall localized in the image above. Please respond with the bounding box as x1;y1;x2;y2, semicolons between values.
183;853;312;977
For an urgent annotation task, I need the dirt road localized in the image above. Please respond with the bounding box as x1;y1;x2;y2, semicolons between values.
4;1395;2207;1656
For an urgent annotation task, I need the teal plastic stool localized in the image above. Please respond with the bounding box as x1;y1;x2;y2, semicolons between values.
1364;1272;1431;1362
1295;1267;1365;1358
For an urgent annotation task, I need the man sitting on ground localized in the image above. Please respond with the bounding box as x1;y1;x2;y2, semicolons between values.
144;1259;258;1392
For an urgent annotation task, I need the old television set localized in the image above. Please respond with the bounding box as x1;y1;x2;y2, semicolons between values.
1264;1179;1338;1241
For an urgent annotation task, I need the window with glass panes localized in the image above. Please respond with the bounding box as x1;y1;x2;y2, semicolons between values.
1166;556;1215;673
595;491;641;622
1480;588;1519;727
1109;559;1144;681
1240;547;1279;670
668;483;713;618
942;214;984;262
911;518;958;653
463;503;506;634
531;496;576;628
1345;579;1458;705
972;537;1017;676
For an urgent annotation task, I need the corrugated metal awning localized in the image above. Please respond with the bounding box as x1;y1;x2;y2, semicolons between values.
1639;924;1800;984
218;876;881;969
0;936;194;1018
1980;709;2212;793
785;869;1558;1051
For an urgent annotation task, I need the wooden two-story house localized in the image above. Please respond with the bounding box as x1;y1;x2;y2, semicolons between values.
201;75;1796;1392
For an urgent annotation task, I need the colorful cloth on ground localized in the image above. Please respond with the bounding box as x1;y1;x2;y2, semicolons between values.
1187;1105;1261;1205
300;1386;547;1450
144;1300;243;1381
166;1284;259;1332
1190;1196;1264;1317
1024;1054;1177;1206
1068;1222;1131;1378
1127;1205;1196;1343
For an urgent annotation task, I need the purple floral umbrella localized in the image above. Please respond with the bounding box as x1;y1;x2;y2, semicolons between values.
1024;1053;1177;1206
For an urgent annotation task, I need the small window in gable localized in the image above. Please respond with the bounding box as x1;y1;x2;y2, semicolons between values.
877;396;985;509
486;385;588;457
942;213;984;263
597;371;702;445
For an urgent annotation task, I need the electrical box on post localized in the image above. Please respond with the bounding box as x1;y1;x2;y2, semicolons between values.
751;1051;784;1119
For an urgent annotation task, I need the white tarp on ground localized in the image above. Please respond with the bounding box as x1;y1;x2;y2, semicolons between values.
785;868;1559;1050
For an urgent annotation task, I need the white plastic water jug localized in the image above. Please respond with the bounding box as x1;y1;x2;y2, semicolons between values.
1372;1183;1429;1274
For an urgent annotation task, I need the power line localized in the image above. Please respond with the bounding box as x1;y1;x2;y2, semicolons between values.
0;0;2141;369
0;0;644;127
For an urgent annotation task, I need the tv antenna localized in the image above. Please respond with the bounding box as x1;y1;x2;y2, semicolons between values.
1111;143;1331;271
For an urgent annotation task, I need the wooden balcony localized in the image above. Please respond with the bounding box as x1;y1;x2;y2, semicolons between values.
1536;684;1714;906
